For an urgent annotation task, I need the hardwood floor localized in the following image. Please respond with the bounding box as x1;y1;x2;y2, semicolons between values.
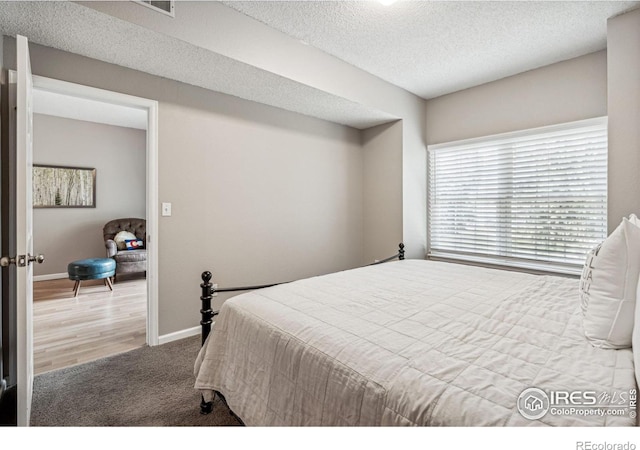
33;277;146;375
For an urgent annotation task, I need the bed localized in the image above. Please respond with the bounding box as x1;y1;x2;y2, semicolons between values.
194;248;638;426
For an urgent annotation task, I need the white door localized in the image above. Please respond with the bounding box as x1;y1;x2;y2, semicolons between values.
14;34;37;427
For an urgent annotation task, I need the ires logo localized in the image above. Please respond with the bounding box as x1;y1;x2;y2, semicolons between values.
517;387;637;421
517;388;550;420
549;391;598;406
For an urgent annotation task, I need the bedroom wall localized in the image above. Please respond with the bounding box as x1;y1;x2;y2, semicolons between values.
81;0;427;261
362;121;403;264
32;114;146;277
425;50;607;145
4;40;364;336
607;7;640;232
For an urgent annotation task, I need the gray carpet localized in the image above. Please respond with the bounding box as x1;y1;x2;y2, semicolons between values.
31;336;242;426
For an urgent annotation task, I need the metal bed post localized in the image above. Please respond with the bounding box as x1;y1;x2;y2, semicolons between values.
199;271;217;414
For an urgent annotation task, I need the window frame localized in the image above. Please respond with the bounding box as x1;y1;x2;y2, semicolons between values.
426;116;608;276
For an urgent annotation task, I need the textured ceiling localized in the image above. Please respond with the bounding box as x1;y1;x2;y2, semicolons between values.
224;0;640;99
0;1;397;129
1;1;638;129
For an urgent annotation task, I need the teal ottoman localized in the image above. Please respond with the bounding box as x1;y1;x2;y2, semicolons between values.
67;258;116;297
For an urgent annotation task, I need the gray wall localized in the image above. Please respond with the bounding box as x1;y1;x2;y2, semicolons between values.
32;114;146;277
82;0;428;260
158;92;363;318
607;8;640;232
362;121;403;264
425;50;607;145
4;40;364;335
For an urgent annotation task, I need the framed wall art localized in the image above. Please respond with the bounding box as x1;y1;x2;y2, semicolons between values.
33;164;96;208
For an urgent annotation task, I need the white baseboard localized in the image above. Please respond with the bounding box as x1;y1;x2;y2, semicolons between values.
158;325;203;345
33;272;68;282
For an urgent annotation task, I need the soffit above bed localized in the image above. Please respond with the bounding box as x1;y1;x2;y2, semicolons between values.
0;1;399;130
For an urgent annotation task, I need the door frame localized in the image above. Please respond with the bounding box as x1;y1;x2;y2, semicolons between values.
31;75;160;346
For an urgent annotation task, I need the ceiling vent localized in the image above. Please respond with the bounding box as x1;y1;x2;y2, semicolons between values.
135;1;174;17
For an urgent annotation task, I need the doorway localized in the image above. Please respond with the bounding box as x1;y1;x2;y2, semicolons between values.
30;76;159;371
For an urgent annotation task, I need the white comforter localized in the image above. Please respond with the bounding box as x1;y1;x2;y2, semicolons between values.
194;260;637;426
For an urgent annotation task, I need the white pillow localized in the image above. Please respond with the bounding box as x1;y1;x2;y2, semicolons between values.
114;230;137;251
580;216;640;349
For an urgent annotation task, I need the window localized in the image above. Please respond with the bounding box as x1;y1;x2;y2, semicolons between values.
427;117;607;275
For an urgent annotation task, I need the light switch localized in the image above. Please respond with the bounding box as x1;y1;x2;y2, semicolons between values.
162;202;172;217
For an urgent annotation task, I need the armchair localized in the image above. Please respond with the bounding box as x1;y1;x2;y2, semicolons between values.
103;218;147;281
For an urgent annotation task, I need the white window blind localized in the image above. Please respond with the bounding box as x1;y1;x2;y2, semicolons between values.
427;117;607;275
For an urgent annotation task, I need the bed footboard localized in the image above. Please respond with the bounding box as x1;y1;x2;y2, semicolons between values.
197;242;405;416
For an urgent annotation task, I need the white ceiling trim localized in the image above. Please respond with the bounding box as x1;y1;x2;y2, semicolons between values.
33;89;148;130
